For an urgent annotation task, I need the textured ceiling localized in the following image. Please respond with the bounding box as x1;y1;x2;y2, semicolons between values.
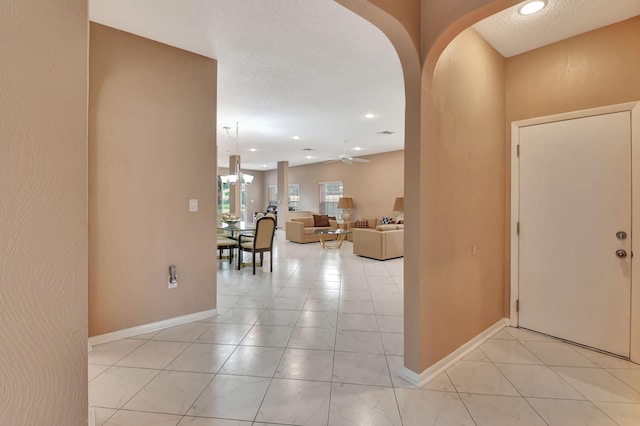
474;0;640;57
90;0;640;170
90;0;405;170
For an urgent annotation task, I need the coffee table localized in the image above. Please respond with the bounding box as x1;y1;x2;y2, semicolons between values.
313;228;351;249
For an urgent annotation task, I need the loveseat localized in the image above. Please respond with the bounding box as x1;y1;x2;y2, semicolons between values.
285;215;338;243
352;224;404;260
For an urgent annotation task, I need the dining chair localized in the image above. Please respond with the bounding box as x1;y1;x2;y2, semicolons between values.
237;216;276;274
217;236;238;264
264;212;278;237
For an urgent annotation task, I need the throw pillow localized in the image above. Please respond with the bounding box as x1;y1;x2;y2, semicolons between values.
313;214;330;227
355;220;369;228
380;216;395;225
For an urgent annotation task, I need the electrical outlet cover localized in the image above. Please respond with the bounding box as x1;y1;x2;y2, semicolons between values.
168;275;178;289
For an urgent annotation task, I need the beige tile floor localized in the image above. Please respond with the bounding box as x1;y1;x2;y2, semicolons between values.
89;231;640;425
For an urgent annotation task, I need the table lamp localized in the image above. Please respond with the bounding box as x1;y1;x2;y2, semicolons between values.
393;197;404;223
337;197;355;222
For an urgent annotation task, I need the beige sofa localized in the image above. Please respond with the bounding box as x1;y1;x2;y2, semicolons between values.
285;216;338;243
352;224;404;260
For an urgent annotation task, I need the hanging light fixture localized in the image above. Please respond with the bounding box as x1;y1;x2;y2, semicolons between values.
222;122;254;185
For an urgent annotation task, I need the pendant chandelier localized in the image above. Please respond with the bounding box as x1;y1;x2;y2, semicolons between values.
221;122;254;185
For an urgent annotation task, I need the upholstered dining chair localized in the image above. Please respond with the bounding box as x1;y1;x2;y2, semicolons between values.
217;236;237;264
264;212;277;238
237;216;276;274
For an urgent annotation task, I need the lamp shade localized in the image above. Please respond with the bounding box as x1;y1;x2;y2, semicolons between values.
393;197;404;212
337;197;355;209
242;173;254;184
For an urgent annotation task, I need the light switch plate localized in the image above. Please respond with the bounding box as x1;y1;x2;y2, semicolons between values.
189;199;198;212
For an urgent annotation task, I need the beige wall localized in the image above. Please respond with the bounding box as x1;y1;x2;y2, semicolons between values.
360;1;640;375
420;0;518;66
416;28;506;369
264;150;404;220
366;0;421;55
6;0;636;419
504;16;640;313
0;0;88;423
506;17;640;123
339;0;511;374
89;24;218;336
247;171;265;217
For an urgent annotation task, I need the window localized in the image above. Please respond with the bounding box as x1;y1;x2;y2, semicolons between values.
240;183;248;221
288;184;300;211
319;181;343;217
217;177;231;213
218;177;248;221
268;185;278;206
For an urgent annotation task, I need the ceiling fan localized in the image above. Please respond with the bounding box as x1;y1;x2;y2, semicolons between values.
327;141;371;164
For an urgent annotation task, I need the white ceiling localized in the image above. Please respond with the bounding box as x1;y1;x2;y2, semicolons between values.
474;0;640;57
90;0;640;170
90;0;405;171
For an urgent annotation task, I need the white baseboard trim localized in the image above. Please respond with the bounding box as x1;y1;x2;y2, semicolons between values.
401;318;509;387
88;308;219;347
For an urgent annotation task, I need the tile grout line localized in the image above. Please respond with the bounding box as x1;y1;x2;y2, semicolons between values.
325;265;346;426
486;348;550;426
486;333;620;426
100;240;636;426
446;366;483;426
117;328;211;422
98;243;399;424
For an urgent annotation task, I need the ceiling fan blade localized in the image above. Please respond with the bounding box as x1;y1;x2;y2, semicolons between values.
349;157;370;163
331;143;371;164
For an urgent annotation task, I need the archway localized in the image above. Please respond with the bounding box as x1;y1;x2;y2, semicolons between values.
338;0;520;382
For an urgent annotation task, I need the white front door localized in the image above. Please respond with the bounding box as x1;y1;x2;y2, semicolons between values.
518;111;632;357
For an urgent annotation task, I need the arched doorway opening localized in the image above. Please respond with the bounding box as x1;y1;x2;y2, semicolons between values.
344;0;640;386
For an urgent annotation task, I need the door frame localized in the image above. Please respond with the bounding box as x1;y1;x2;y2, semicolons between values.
510;101;640;362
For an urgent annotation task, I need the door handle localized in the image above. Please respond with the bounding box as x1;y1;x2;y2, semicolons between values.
616;231;628;240
616;249;627;258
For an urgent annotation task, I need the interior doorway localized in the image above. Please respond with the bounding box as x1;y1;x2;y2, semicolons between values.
511;102;640;362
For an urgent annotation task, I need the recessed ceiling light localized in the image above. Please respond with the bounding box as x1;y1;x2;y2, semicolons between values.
354;147;362;151
305;156;312;159
365;113;375;119
249;148;257;152
262;164;267;167
292;136;300;140
518;0;546;15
